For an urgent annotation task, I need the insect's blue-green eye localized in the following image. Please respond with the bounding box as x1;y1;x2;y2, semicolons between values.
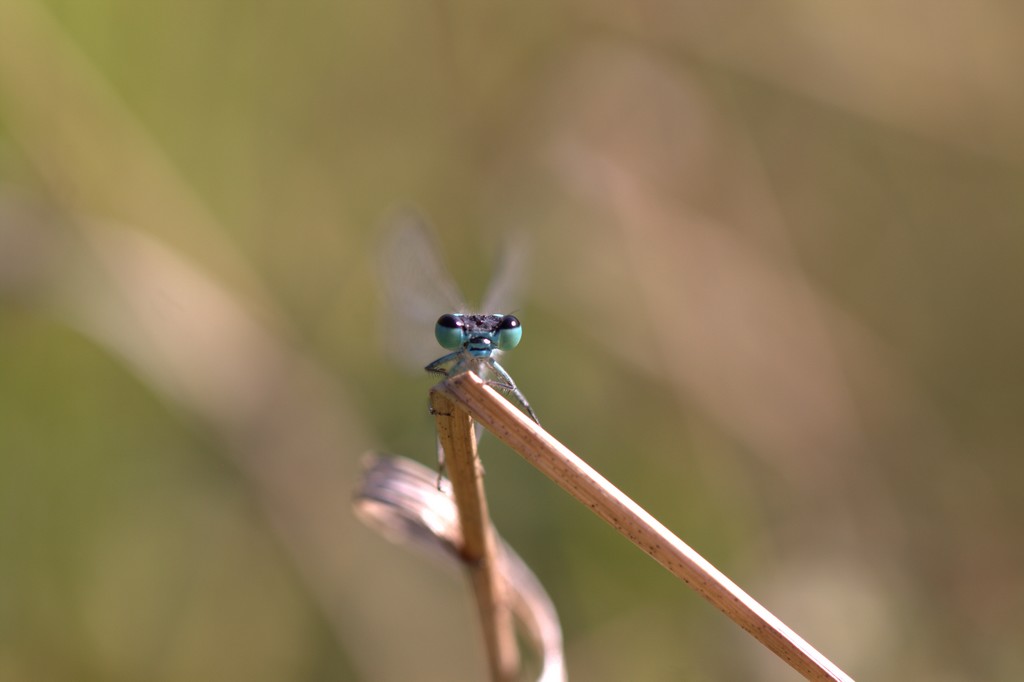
495;315;522;351
435;314;465;350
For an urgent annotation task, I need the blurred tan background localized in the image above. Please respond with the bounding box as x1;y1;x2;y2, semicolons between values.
2;2;1023;680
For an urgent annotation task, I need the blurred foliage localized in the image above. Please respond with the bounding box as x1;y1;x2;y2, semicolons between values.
2;1;1024;680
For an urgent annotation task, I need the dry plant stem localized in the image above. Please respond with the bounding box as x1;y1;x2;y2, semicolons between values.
430;390;520;682
433;372;855;682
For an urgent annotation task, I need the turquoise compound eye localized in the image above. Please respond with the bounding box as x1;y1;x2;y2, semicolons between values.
495;315;522;351
435;314;465;350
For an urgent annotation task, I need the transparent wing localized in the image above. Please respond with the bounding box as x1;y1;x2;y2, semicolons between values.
378;210;466;370
481;230;529;315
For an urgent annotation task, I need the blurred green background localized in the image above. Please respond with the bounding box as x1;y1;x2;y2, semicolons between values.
2;2;1023;680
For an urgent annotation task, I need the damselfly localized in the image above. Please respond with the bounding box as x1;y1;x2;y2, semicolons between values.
379;212;540;424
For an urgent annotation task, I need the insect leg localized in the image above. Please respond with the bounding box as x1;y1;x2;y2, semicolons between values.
425;351;460;377
488;359;541;424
